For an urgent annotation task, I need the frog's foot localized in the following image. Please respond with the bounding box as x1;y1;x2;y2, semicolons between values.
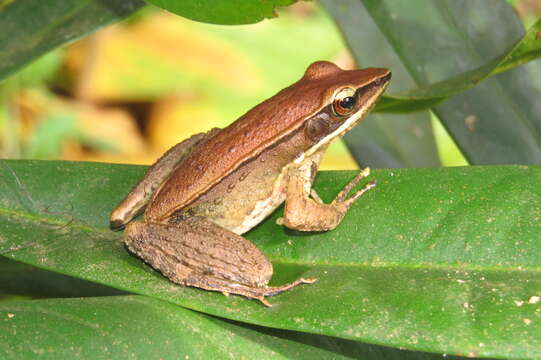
256;278;318;307
185;274;317;307
283;166;375;232
332;167;376;206
123;219;316;307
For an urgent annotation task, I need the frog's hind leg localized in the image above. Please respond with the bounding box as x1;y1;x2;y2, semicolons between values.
123;218;315;307
110;128;220;229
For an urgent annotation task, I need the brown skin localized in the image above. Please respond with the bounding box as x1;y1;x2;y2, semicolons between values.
110;61;391;306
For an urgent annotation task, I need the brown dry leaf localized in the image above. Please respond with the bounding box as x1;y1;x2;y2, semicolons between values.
66;13;262;102
133;13;261;91
13;89;58;141
12;89;147;163
77;104;146;155
147;96;223;154
62;103;150;164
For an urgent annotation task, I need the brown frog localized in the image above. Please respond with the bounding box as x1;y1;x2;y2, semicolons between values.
110;61;391;306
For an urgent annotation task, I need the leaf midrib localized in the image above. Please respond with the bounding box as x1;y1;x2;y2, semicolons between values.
0;206;110;234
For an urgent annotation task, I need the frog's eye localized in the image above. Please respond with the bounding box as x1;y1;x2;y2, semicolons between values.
333;88;357;116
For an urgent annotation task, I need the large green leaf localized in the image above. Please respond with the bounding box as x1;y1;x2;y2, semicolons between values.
0;0;145;81
373;17;541;113
324;0;541;166
0;294;381;359
0;160;539;358
319;0;440;168
343;112;440;168
143;0;296;25
353;0;541;164
0;256;123;298
0;261;486;359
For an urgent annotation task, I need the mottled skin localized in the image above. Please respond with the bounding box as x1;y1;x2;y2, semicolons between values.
110;61;391;306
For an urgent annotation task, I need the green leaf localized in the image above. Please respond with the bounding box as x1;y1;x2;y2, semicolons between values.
0;257;124;298
319;0;440;168
353;0;541;164
0;295;384;359
345;112;440;168
143;0;297;25
1;160;539;358
0;50;63;97
0;262;483;359
373;18;541;113
0;0;145;81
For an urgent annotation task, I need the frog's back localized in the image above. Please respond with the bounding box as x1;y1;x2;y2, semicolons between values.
145;89;312;221
145;69;329;220
170;123;312;233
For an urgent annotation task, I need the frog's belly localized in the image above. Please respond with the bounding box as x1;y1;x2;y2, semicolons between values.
180;160;288;234
171;127;311;234
171;134;302;234
231;169;288;234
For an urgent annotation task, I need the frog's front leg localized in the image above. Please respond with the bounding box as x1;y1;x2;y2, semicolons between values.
124;218;315;306
283;156;375;232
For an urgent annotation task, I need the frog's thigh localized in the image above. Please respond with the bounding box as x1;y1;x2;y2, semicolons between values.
124;218;316;305
123;218;273;289
110;128;220;228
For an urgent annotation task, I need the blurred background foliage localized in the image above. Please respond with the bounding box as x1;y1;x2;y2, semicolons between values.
0;0;539;169
0;2;364;169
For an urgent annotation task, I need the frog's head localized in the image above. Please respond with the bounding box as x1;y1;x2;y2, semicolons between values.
297;61;391;159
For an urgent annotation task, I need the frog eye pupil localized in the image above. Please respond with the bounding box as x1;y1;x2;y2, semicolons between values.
340;97;355;110
333;93;357;116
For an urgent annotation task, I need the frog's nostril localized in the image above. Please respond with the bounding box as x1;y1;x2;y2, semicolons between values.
378;72;392;85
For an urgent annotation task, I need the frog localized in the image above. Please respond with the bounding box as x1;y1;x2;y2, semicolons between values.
110;61;391;306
